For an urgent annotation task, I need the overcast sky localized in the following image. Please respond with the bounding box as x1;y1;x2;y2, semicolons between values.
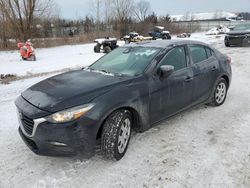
54;0;250;19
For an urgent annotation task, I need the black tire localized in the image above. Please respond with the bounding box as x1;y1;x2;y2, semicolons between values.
242;39;250;47
162;35;167;40
209;78;228;106
224;41;230;47
104;46;112;53
125;39;130;44
101;109;132;160
94;44;101;53
30;55;36;61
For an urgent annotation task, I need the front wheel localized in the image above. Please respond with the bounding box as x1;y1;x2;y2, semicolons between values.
94;44;101;53
101;109;132;160
209;78;228;106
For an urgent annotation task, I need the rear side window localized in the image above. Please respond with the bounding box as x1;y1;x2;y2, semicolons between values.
159;47;187;71
189;45;207;64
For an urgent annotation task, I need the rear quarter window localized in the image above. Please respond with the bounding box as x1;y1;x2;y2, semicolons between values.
205;47;214;58
189;45;208;64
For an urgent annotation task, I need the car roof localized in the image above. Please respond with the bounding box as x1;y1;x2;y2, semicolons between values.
125;39;209;49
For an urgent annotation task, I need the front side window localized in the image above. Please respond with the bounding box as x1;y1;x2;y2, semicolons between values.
205;47;213;58
159;47;187;71
90;47;161;76
189;45;207;64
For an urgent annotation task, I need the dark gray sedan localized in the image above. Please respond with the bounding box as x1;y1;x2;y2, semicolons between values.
15;40;232;160
225;23;250;47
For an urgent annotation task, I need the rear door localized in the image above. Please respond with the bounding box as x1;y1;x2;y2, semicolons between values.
188;44;219;104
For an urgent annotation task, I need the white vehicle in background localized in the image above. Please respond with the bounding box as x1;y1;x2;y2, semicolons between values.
123;32;152;43
206;25;230;35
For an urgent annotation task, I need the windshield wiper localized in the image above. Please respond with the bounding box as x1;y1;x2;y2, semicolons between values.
83;66;94;71
100;69;108;73
113;72;125;77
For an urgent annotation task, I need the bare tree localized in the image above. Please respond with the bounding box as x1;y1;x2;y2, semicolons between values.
89;0;102;36
0;10;9;48
134;0;150;22
0;0;55;40
103;0;113;24
112;0;134;35
112;0;134;22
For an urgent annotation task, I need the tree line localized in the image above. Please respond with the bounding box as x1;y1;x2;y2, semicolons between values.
0;0;194;49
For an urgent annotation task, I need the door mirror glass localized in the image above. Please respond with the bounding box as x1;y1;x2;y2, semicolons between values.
158;65;174;78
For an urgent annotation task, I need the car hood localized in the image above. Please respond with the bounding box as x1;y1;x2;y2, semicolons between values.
22;70;133;112
227;30;250;35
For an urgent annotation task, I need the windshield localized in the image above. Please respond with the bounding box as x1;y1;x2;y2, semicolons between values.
234;24;250;31
89;47;161;76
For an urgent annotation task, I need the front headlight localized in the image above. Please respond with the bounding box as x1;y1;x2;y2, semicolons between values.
45;103;95;123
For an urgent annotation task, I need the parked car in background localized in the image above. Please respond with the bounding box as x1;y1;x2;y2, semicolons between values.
224;23;250;47
15;40;232;161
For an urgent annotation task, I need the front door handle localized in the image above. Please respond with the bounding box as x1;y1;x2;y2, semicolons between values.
184;76;193;82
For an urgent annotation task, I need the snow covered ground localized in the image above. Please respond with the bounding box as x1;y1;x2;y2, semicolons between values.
0;41;125;77
0;43;102;76
0;34;250;188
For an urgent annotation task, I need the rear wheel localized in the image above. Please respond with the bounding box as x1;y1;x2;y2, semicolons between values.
162;35;167;40
30;55;36;61
242;39;250;47
104;46;112;53
209;78;228;106
101;109;132;160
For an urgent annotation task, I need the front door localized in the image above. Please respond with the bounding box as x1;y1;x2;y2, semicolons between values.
149;46;194;124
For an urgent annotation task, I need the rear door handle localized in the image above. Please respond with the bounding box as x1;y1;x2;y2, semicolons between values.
184;76;193;82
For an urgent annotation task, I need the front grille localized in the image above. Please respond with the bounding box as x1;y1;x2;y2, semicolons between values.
21;113;34;135
229;35;245;40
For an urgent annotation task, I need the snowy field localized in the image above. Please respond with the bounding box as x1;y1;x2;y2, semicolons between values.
0;33;250;188
0;43;103;77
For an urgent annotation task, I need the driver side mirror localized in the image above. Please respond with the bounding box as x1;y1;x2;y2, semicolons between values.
158;65;174;78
